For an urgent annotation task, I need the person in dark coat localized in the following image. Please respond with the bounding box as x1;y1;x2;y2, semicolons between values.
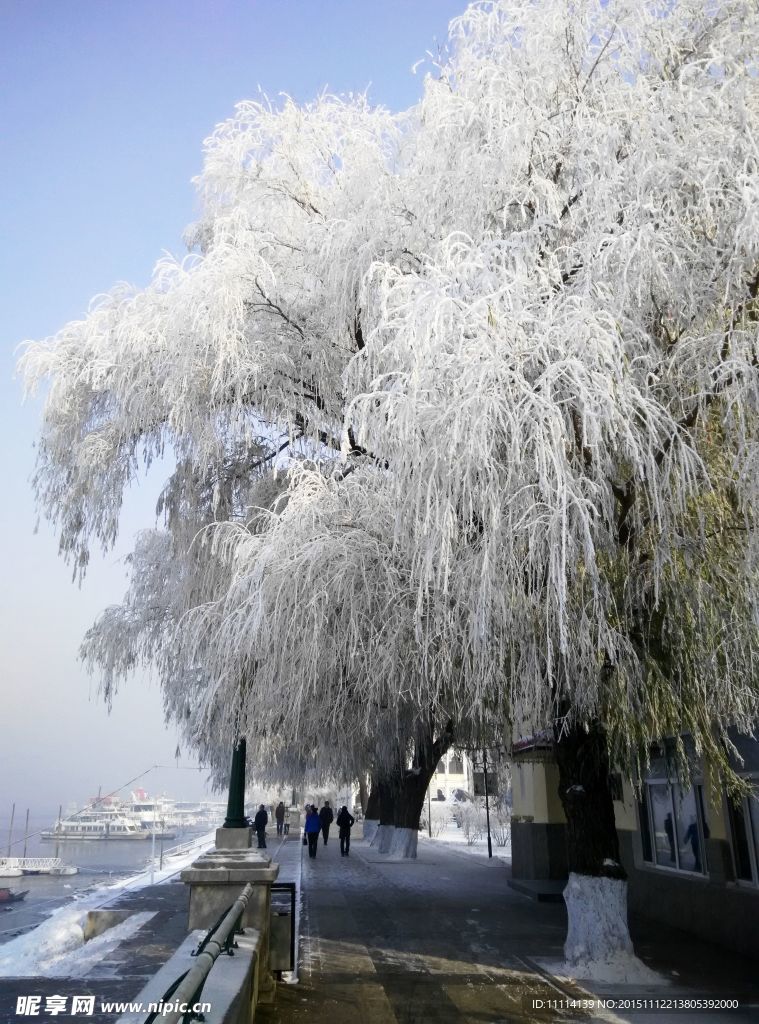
336;805;355;857
304;806;321;858
275;801;286;836
254;804;268;849
319;801;334;845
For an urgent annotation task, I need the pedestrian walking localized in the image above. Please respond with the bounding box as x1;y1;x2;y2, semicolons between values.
336;805;355;857
275;801;286;836
319;801;334;845
254;804;268;849
304;805;321;858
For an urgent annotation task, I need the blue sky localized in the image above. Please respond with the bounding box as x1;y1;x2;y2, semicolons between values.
0;0;467;820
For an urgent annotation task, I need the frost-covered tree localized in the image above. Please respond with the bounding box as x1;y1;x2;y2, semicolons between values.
21;0;759;976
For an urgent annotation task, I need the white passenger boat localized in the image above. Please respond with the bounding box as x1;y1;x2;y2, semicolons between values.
41;811;149;841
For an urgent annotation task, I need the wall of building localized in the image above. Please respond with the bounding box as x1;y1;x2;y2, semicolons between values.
616;780;759;961
428;749;473;803
510;765;759;960
619;829;759;960
511;760;568;880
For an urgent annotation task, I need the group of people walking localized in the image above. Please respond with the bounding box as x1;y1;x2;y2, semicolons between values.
303;801;355;859
252;800;289;849
250;800;355;856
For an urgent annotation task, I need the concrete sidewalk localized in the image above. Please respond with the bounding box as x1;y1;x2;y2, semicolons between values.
259;831;759;1024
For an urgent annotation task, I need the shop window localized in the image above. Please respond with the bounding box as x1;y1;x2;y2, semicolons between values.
640;779;708;875
727;780;759;885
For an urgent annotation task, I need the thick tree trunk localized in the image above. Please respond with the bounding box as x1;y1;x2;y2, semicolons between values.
362;776;380;843
554;719;623;880
357;775;369;815
554;719;658;981
370;775;396;852
371;719;454;859
389;765;436;858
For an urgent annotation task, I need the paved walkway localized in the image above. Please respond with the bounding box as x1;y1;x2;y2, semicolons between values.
260;831;759;1024
1;831;756;1023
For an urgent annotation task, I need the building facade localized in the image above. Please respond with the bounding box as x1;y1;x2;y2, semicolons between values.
511;732;759;960
428;749;474;803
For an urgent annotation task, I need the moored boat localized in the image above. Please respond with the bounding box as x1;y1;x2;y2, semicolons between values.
0;887;28;904
42;812;149;841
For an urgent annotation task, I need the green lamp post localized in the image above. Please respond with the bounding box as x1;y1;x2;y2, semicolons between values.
223;736;250;829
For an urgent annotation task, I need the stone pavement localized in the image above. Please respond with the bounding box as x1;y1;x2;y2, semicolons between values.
0;831;756;1024
259;831;759;1024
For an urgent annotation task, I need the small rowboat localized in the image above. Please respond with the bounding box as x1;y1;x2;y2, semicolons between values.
0;887;29;904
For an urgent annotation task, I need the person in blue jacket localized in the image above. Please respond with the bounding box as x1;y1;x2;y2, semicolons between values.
304;805;321;858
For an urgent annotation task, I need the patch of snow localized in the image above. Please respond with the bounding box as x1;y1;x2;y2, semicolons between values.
540;953;668;986
100;831;214;893
0;911;154;978
419;832;511;863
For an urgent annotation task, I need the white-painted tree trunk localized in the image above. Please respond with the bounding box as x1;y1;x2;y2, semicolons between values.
371;824;395;852
388;826;418;859
562;873;662;983
362;819;379;844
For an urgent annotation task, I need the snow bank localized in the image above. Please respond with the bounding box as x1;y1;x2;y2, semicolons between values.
100;832;214;892
0;911;153;978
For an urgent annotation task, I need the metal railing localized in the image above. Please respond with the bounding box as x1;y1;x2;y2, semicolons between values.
144;883;253;1024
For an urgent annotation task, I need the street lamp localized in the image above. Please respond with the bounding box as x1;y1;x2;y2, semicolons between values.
223;736;250;829
483;749;493;859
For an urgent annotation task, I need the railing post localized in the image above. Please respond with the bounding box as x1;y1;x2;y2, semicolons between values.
181;848;279;1002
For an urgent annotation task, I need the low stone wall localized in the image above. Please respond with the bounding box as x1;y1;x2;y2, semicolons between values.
117;927;261;1024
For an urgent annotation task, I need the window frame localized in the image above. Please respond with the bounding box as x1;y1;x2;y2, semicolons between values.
639;776;709;878
727;773;759;888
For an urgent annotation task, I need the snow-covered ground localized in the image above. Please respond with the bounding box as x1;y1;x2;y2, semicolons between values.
419;816;511;863
0;831;214;979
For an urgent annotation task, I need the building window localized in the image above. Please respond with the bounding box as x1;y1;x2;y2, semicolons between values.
727;779;759;886
449;755;463;774
640;779;708;875
437;761;446;774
